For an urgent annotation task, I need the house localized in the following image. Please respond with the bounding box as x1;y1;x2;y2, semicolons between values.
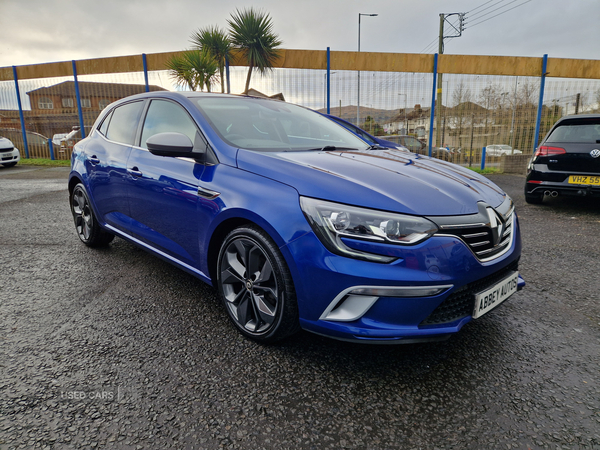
26;81;166;114
384;104;433;138
1;81;168;141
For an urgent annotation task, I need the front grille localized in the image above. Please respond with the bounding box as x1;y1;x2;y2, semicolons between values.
420;259;519;326
0;147;14;153
437;209;514;262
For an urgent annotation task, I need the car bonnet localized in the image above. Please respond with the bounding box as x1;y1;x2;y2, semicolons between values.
236;148;506;216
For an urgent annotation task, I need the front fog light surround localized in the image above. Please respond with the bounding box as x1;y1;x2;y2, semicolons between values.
300;197;438;262
320;284;454;321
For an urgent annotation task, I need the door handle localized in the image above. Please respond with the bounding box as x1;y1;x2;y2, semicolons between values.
127;167;143;177
89;155;100;165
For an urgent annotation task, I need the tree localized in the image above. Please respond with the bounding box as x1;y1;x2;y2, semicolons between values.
166;50;219;92
451;82;473;148
190;26;231;93
228;7;282;93
478;84;502;146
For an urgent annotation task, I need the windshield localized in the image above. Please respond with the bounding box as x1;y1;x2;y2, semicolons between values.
192;97;370;152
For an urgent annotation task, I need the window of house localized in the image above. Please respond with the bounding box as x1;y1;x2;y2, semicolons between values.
81;98;92;108
38;97;53;109
99;99;110;110
62;98;74;108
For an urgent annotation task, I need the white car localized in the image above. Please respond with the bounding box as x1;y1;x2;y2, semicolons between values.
0;136;20;168
486;144;522;156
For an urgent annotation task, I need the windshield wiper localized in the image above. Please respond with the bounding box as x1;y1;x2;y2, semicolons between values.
306;146;360;151
368;145;387;150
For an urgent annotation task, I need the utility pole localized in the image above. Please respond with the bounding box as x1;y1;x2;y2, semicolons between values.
436;15;444;148
435;13;466;147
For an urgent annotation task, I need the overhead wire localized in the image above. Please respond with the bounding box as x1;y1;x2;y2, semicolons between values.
468;0;534;28
372;0;535;111
467;0;500;14
466;0;509;21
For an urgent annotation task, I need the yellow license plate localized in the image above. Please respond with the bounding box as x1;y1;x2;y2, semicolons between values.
568;175;600;186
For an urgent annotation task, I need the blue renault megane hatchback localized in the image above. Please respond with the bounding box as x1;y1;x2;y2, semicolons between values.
69;91;524;344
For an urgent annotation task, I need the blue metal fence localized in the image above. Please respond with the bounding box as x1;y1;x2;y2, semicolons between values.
4;50;598;166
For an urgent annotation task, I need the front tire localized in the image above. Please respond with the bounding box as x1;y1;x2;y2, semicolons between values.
70;183;114;247
217;225;300;343
2;162;17;168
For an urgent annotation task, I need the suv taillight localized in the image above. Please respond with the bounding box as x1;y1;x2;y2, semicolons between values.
534;146;566;157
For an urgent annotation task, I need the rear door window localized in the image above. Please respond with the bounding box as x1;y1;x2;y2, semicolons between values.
105;101;144;145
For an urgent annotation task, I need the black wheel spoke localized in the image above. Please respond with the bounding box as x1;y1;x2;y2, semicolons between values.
247;245;263;280
235;291;253;327
255;258;273;283
251;291;276;322
253;284;277;300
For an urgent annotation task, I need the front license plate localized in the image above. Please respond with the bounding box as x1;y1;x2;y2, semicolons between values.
473;271;519;319
568;175;600;186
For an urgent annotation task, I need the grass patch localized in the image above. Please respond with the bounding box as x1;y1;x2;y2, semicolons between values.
466;167;502;175
19;158;70;167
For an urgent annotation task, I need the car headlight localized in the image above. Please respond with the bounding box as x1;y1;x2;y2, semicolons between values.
300;197;438;263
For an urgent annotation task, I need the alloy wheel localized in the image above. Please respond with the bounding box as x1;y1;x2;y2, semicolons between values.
219;236;280;335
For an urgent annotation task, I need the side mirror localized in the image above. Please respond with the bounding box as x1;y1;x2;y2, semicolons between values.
147;132;194;157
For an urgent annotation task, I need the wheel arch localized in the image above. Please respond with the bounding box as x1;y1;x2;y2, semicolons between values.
207;217;255;286
68;173;83;195
205;213;302;288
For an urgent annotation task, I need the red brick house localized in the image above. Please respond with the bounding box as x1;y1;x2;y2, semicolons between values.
26;81;166;114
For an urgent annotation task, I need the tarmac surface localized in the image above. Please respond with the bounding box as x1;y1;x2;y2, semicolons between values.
1;164;599;449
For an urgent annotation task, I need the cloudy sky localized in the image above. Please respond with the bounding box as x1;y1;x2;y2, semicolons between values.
1;0;598;68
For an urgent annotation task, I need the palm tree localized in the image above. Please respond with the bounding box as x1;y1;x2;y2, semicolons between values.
227;7;282;93
166;50;219;92
190;26;231;93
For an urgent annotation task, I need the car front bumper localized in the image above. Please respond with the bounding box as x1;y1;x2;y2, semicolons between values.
0;148;20;165
284;215;524;343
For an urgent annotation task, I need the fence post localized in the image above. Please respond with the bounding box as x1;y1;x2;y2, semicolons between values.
428;53;438;157
481;146;486;170
48;139;55;160
326;47;331;115
533;54;548;153
12;66;29;158
142;53;150;92
225;56;230;94
72;60;86;139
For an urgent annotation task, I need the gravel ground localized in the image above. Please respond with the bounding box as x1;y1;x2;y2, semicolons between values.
1;165;599;450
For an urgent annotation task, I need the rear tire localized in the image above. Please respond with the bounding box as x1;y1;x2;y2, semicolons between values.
70;183;114;247
217;225;300;343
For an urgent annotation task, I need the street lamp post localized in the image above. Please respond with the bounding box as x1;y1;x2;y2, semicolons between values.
358;13;378;126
